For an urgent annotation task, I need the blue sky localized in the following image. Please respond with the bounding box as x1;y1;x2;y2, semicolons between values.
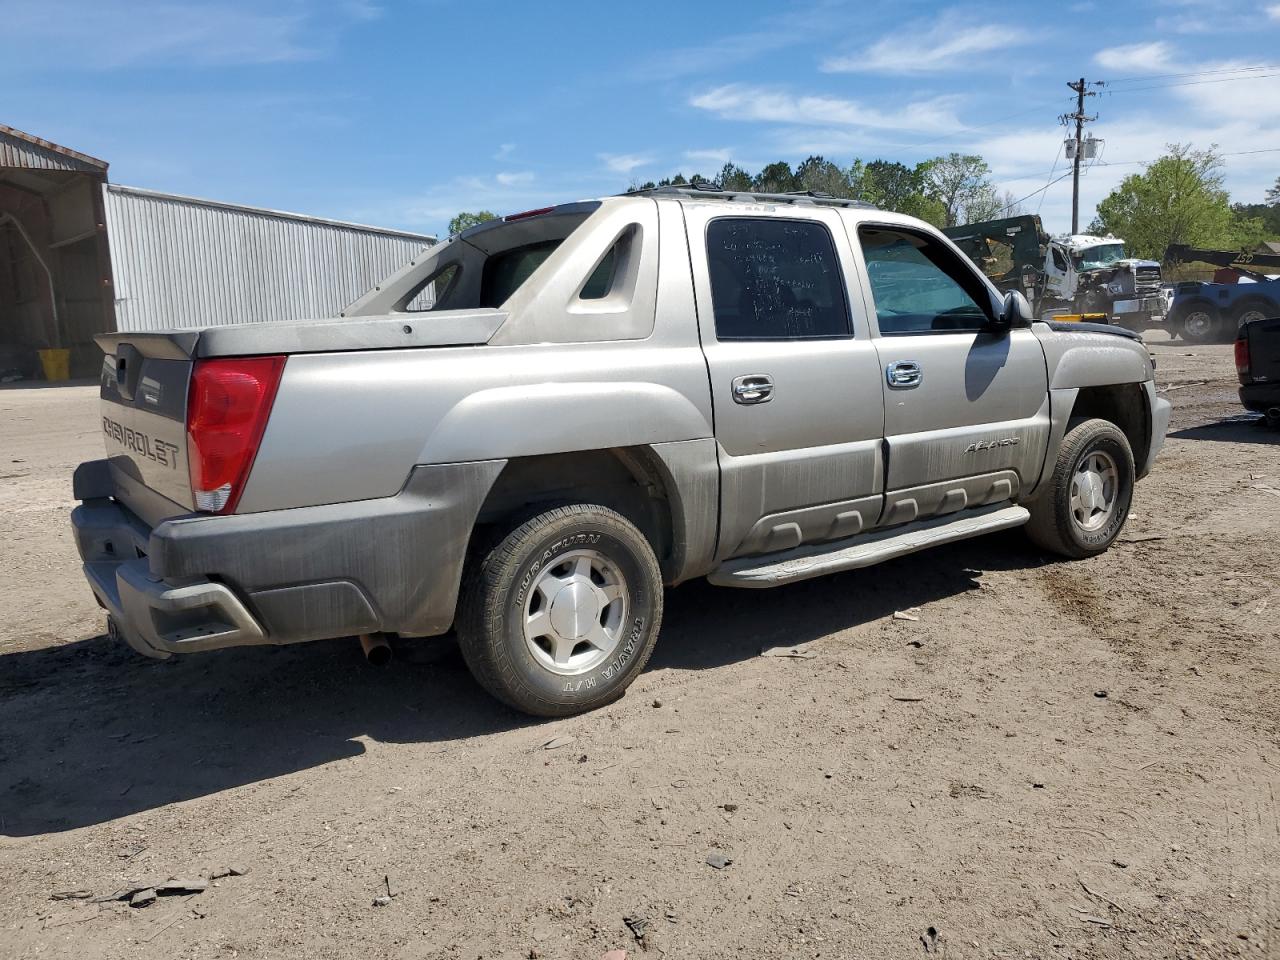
4;0;1279;238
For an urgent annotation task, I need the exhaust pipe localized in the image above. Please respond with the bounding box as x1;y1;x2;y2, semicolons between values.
359;633;393;666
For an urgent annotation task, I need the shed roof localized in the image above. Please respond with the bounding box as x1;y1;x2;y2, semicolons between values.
0;124;109;174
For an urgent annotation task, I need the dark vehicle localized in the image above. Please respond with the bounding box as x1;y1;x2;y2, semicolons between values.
1236;315;1280;428
1167;245;1280;344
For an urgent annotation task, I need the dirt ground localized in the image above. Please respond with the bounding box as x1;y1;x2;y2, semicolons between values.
1;334;1277;960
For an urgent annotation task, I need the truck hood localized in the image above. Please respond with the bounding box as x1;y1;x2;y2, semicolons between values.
1042;319;1143;340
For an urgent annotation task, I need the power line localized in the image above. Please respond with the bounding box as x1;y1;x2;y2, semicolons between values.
1091;146;1280;168
1104;71;1280;94
889;97;1075;154
1001;171;1074;214
1104;63;1280;84
1037;140;1065;217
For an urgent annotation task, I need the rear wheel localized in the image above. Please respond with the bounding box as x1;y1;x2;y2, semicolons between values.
1233;299;1274;331
1026;418;1135;559
457;504;663;716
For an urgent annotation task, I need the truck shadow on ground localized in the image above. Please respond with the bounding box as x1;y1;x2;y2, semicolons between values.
0;531;1047;837
1169;416;1277;445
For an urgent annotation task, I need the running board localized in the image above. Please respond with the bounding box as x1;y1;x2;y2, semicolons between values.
707;504;1030;589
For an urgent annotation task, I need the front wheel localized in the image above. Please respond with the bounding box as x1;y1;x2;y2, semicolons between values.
1026;418;1135;559
457;504;663;716
1177;303;1222;343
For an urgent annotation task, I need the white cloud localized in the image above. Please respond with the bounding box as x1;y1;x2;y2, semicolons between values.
598;153;652;174
1093;41;1174;73
1268;3;1280;20
684;148;734;167
494;143;516;160
822;12;1030;74
495;171;534;187
977;115;1280;233
690;85;964;134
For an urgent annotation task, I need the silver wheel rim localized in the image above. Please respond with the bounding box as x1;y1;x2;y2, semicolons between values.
1184;311;1213;339
1070;450;1120;533
523;548;629;676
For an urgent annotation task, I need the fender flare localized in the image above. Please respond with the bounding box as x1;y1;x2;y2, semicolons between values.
419;381;713;464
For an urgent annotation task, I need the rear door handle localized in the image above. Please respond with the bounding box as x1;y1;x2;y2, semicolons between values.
886;360;923;389
732;374;774;404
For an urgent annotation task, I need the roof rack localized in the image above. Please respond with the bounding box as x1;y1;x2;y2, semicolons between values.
624;185;876;210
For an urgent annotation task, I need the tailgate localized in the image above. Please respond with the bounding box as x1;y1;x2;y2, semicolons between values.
1246;316;1280;385
97;333;196;511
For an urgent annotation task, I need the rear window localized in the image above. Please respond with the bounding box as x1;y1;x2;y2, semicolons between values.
480;241;561;308
478;238;619;308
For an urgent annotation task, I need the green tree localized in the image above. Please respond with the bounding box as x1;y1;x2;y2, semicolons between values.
752;161;798;194
1092;144;1242;259
1232;202;1280;239
448;210;497;235
920;153;995;227
716;162;754;191
1267;175;1280;206
794;155;858;198
860;160;946;226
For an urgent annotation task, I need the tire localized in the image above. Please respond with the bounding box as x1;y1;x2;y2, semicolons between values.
1175;301;1222;344
456;504;663;717
1026;418;1135;559
1232;299;1276;332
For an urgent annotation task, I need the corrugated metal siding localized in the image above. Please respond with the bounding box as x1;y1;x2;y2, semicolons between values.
0;129;104;173
103;184;434;331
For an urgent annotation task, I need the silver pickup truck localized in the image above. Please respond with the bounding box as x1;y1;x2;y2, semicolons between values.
71;186;1171;715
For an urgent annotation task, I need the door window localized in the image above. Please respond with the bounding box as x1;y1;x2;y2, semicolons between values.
706;218;851;340
858;227;994;335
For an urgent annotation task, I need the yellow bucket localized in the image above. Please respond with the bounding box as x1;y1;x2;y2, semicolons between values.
37;348;71;382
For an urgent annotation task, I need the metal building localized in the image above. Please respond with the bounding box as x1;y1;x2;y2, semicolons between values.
103;185;433;332
0;124;435;380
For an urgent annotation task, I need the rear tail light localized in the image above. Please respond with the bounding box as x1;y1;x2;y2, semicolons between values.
187;356;285;513
1234;336;1250;382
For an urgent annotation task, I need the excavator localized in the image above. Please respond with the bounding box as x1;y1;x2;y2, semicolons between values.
1164;244;1280;343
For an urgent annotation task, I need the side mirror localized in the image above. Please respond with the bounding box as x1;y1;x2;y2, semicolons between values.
996;289;1034;331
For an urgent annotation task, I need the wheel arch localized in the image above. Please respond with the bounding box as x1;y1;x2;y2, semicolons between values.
472;444;718;585
1231;295;1279;324
1067;383;1150;477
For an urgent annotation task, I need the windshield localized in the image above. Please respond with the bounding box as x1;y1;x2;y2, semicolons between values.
1075;242;1126;271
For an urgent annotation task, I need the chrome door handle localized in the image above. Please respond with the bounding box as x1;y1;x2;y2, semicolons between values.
732;374;774;404
886;360;923;389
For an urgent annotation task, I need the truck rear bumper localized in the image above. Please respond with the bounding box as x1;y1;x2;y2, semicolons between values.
1240;382;1280;413
71;459;505;657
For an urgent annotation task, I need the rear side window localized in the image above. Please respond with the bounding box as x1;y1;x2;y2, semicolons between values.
706;218;851;340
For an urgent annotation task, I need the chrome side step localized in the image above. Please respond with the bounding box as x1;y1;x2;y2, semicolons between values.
707;503;1031;589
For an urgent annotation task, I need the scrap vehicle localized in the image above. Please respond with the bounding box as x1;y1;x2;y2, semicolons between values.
72;186;1170;716
944;216;1171;330
1235;315;1280;427
1165;244;1280;343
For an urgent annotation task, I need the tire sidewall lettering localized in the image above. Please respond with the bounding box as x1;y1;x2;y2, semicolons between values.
505;526;654;701
1067;435;1133;550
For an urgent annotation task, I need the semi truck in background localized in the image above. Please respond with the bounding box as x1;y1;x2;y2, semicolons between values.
944;215;1171;332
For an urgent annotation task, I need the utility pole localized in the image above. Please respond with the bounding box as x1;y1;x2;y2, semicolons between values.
1064;78;1098;235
